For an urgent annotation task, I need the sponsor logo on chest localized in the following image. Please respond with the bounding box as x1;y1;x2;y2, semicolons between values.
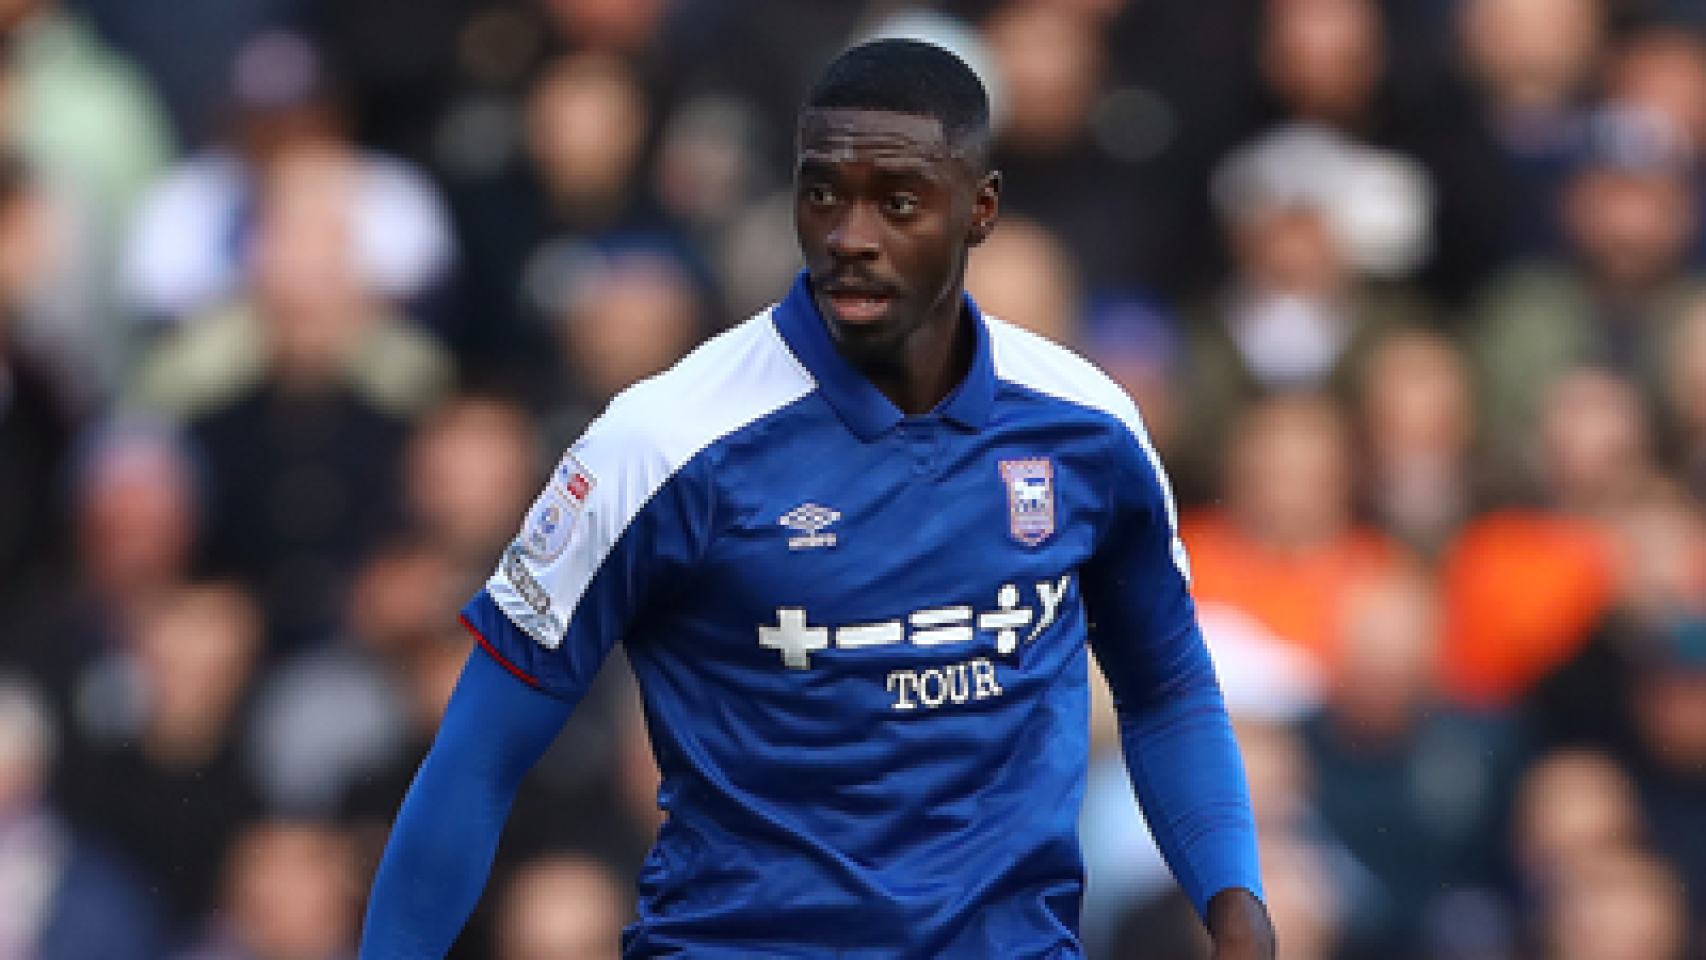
756;574;1074;711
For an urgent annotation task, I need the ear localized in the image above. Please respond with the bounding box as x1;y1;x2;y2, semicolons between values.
968;170;1002;247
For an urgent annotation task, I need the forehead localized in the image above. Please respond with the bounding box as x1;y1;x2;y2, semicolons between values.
797;108;960;170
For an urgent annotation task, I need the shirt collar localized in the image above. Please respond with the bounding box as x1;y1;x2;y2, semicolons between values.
771;271;996;441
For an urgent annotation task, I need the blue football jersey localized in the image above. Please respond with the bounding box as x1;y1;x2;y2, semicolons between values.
462;274;1238;958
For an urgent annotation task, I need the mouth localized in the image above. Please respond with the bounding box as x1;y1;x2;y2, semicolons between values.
818;276;901;326
824;291;895;323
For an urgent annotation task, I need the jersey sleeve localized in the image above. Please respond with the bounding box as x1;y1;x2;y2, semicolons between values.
1080;423;1264;918
360;648;572;958
463;402;715;705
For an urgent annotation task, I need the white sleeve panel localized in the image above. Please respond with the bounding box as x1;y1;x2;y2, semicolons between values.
487;311;817;649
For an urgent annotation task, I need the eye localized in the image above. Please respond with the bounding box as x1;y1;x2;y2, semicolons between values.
805;183;837;206
885;193;920;216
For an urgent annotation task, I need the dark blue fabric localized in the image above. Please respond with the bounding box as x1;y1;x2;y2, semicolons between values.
359;647;570;959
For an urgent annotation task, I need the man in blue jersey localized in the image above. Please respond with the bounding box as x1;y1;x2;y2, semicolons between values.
362;38;1274;959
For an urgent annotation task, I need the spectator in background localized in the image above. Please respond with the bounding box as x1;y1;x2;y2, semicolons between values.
1244;0;1453;295
979;0;1155;288
653;94;777;256
526;52;656;242
536;0;672;58
1507;750;1651;935
1456;0;1605;259
58;582;264;941
1436;369;1643;709
451;49;671;382
1257;0;1385;135
404;394;541;575
1622;617;1706;925
492;854;626;960
1471;106;1705;478
314;0;684;183
1520;477;1705;757
1;417;199;770
1539;847;1689;960
1356;328;1478;558
1658;293;1706;500
1300;567;1518;959
1180;392;1406;688
121;30;455;332
338;617;472;830
1174;136;1435;498
1078;292;1185;458
134;137;452;650
0;0;174;393
1536;368;1662;515
538;245;707;448
0;675;163;960
1600;26;1706;269
965;213;1083;347
180;820;360;960
0;149;75;624
67;0;298;146
240;540;454;816
133;137;452;421
1517;747;1643;864
312;0;542;168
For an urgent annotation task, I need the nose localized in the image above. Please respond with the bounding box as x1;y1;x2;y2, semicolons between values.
826;201;881;260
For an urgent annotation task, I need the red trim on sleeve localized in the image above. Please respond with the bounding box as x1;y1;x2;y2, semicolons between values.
459;613;541;688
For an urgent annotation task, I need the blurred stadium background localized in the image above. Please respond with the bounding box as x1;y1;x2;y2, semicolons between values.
2;0;1705;957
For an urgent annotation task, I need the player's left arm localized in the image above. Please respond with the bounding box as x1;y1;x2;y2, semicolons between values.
1080;426;1274;960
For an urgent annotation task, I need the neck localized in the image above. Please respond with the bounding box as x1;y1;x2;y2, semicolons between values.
850;295;974;418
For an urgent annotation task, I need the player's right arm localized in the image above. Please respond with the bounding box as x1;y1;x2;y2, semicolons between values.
360;390;716;957
1079;416;1273;959
359;648;570;958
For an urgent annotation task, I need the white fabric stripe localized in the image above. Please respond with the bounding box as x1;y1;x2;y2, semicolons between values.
836;622;904;648
910;605;974;626
488;308;817;647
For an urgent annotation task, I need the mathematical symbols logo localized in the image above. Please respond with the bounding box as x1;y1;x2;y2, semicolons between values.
1000;457;1056;546
779;503;840;550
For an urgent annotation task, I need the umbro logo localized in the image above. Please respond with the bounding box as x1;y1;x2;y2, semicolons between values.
779;503;840;550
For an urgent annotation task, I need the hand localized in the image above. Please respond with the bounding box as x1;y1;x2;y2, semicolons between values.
1205;887;1275;960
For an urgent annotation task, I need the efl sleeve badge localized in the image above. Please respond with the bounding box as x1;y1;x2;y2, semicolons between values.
516;451;598;563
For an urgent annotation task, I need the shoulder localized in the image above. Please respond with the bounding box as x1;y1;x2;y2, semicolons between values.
987;318;1182;526
986;317;1151;447
580;309;817;475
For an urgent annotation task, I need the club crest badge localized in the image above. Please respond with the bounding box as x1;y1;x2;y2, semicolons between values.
1000;457;1056;547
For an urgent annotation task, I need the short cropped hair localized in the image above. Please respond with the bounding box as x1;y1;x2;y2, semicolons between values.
802;38;991;164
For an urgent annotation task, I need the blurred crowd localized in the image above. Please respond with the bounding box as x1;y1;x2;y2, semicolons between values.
1;0;1706;957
